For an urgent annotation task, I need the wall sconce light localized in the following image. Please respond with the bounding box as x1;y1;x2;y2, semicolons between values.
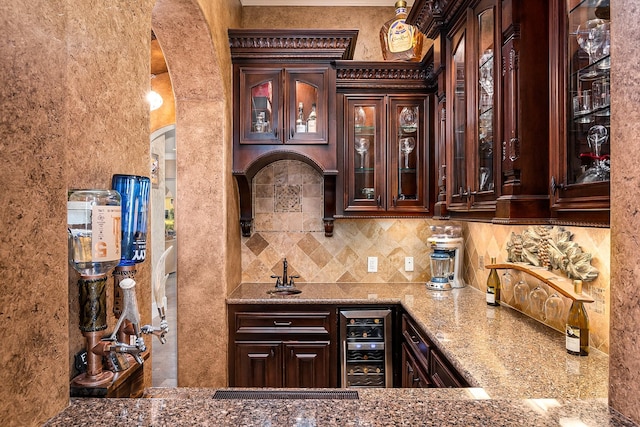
147;90;163;111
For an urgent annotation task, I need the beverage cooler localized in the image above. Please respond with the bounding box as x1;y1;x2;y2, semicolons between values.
339;309;393;388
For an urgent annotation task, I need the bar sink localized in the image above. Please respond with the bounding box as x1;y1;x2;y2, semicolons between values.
267;287;301;296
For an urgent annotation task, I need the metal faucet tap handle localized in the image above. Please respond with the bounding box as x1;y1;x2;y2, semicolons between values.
288;275;300;287
270;274;282;287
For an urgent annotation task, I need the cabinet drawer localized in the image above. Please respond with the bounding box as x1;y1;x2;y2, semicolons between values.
234;311;332;335
430;350;468;388
402;314;431;364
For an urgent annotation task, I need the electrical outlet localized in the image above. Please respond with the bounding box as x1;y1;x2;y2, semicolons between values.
367;256;378;273
478;255;485;269
405;256;414;272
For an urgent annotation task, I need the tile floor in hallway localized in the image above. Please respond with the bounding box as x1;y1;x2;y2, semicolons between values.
151;272;177;387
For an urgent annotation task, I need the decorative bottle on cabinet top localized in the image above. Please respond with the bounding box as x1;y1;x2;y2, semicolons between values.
379;0;424;62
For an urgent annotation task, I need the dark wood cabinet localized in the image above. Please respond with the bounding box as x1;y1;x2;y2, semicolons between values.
335;61;436;217
234;341;283;388
409;0;554;223
228;304;338;388
229;29;358;237
236;66;331;146
549;0;611;226
400;313;468;388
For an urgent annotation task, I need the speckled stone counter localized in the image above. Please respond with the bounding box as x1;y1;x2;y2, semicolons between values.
45;283;634;426
46;389;636;426
228;282;609;399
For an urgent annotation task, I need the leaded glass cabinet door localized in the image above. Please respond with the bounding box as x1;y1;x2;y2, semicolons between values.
447;28;468;208
345;97;385;212
388;96;429;212
475;6;497;200
239;68;282;144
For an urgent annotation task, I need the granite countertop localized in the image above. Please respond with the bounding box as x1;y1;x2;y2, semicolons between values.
228;282;609;400
45;283;638;426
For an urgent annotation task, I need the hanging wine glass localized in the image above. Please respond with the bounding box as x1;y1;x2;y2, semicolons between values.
576;19;606;76
529;285;548;321
399;137;416;169
354;137;369;169
544;292;565;329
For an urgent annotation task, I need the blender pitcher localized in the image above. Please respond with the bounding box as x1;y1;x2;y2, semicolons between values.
427;248;454;291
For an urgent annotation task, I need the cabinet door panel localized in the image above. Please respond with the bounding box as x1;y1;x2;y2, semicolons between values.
234;342;282;387
239;68;282;144
286;68;330;144
388;96;430;212
401;342;431;388
284;342;331;388
344;97;386;212
447;27;469;208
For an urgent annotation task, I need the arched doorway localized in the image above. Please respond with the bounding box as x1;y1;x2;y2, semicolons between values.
151;0;239;387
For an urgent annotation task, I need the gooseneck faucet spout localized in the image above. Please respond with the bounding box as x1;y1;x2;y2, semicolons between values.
270;258;300;288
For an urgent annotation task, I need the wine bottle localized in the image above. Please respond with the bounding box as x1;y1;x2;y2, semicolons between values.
486;257;500;306
306;103;317;133
566;280;589;356
296;102;306;133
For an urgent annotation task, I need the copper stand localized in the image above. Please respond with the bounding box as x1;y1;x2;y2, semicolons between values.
70;274;114;387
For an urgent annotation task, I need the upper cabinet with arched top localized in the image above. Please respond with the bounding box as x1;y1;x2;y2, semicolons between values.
228;29;358;237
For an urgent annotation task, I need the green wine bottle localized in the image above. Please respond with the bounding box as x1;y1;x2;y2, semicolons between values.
486;257;500;306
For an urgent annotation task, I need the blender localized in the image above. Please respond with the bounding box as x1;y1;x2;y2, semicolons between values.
426;225;466;291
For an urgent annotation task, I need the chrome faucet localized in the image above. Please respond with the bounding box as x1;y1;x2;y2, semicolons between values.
271;258;299;288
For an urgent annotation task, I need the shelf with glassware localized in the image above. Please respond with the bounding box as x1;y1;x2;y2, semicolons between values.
338;95;431;216
550;0;610;226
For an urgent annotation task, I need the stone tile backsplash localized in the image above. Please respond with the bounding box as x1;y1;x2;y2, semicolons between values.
242;160;611;354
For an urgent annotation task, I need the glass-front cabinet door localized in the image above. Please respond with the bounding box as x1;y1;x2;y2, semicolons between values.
240;68;281;144
345;97;384;212
446;0;499;216
286;68;329;144
476;6;497;200
550;0;610;225
388;96;429;212
238;66;330;145
447;27;468;209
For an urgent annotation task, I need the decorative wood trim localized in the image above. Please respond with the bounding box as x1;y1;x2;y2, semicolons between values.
335;60;435;91
228;29;359;60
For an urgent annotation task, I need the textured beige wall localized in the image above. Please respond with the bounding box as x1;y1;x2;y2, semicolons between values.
1;0;154;425
152;0;241;388
609;0;640;422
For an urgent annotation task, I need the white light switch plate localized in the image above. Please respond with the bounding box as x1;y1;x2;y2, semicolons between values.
405;257;414;272
367;256;378;273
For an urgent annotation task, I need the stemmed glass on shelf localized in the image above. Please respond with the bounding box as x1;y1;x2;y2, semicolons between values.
576;19;606;77
355;137;369;169
399;137;416;169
